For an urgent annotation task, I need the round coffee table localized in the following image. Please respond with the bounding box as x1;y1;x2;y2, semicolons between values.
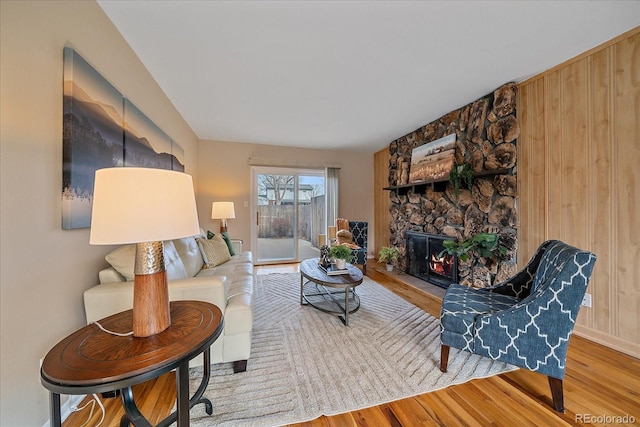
299;258;364;325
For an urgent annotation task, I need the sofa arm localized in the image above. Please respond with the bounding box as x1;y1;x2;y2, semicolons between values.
84;275;228;324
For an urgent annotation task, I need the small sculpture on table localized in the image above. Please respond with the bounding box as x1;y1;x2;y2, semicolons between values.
319;245;332;269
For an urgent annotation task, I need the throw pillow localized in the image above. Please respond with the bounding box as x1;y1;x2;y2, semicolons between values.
220;231;236;256
105;242;193;281
197;235;231;268
105;244;136;281
206;230;236;256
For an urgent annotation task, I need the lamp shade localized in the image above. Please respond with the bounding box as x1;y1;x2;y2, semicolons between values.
211;201;236;219
90;168;200;245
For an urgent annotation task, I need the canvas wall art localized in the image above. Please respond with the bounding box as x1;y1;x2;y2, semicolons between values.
124;99;173;170
62;47;124;229
62;48;185;229
409;133;456;184
123;99;185;171
171;140;185;172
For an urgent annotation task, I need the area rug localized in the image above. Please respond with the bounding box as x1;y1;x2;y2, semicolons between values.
187;273;516;426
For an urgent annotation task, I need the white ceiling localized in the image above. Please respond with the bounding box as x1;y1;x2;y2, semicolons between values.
97;1;639;153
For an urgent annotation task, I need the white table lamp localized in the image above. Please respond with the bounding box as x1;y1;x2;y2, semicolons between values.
211;201;235;232
90;167;200;337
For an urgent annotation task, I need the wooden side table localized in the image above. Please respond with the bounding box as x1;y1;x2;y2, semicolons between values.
41;301;223;427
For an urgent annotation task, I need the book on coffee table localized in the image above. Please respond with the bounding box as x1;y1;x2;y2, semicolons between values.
318;264;349;276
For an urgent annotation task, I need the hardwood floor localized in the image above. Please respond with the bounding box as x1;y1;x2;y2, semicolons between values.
64;262;640;427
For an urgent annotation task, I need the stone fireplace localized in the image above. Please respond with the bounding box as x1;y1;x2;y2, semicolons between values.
406;232;457;289
386;83;520;288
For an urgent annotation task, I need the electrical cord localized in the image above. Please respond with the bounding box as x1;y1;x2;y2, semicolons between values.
70;394;105;427
92;320;133;337
92;394;105;427
79;323;125;425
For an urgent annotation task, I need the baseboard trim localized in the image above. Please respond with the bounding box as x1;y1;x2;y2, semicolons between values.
41;394;86;427
574;325;640;359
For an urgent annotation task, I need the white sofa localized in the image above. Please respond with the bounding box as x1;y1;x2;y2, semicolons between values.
83;235;254;373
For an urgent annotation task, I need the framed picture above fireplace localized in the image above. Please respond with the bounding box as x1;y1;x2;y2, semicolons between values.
408;133;456;184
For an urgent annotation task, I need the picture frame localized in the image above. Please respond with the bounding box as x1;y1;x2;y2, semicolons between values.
408;133;456;184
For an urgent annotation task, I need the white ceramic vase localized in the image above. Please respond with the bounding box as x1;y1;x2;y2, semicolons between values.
335;258;347;270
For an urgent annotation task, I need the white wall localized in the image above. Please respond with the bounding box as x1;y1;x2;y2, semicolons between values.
0;1;199;425
197;140;375;256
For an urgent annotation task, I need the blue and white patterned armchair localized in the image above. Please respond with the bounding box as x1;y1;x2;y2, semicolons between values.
349;221;368;274
439;240;597;412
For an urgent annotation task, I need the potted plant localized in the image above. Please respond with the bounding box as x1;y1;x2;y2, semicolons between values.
378;246;400;272
330;244;353;270
440;232;507;263
439;233;508;285
448;162;474;197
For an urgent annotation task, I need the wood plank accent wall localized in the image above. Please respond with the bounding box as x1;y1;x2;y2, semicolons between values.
518;27;639;358
374;148;391;257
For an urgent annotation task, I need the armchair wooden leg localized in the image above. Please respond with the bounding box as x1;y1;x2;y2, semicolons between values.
362;264;366;275
440;345;450;373
548;376;565;413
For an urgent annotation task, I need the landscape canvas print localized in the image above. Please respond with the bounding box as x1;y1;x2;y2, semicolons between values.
62;47;124;229
171;140;185;172
62;48;185;229
123;99;173;170
409;133;456;184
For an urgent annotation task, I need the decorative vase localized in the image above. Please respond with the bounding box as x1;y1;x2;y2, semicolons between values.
335;258;347;270
386;263;394;272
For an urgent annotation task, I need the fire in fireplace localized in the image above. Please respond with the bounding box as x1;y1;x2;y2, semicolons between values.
429;252;455;276
406;231;458;289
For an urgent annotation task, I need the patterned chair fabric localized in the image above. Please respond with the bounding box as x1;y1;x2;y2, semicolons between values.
439;240;597;412
348;221;368;274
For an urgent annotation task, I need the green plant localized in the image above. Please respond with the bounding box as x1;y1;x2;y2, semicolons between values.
378;246;400;265
439;233;507;263
448;162;474;196
330;244;353;261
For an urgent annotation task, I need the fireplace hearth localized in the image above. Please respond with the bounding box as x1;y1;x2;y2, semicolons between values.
406;231;458;289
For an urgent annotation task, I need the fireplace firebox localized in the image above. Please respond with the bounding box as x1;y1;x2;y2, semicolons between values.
406;231;458;289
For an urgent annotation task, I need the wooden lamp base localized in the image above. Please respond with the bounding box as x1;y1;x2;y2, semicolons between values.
132;241;171;337
133;270;170;337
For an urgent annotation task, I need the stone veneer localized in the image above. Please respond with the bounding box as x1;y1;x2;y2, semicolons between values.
388;83;520;288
